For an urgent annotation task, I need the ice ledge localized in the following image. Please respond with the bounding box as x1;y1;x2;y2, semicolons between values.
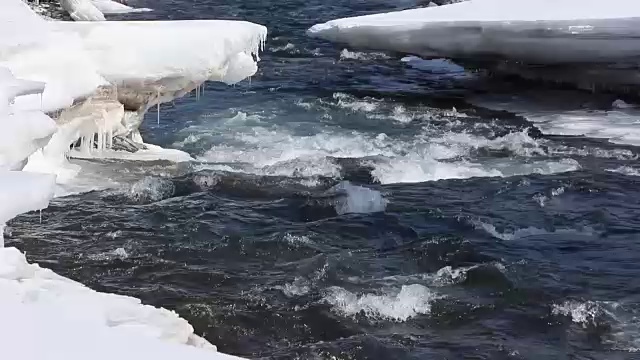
308;0;640;63
4;0;267;186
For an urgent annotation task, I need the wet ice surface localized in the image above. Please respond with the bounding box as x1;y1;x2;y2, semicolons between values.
8;0;640;359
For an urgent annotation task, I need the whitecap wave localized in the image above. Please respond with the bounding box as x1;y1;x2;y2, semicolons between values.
552;299;640;352
194;117;579;185
330;181;387;215
606;166;640;176
323;284;438;322
339;49;390;61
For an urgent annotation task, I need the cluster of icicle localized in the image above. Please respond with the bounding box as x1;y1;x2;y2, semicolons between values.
9;0;268;178
0;67;57;246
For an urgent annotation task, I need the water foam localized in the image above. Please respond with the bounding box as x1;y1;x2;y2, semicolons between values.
87;247;129;261
323;284;438;322
332;92;379;112
196;120;579;185
552;300;640;352
128;176;175;203
606;166;640;177
339;49;390;61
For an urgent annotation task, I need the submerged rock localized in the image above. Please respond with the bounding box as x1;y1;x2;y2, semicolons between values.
23;0;72;20
111;135;147;153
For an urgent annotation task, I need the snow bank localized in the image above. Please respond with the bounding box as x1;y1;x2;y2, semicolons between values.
308;0;640;64
0;247;247;360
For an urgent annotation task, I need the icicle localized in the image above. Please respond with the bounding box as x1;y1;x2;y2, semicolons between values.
39;210;42;224
202;82;205;96
97;126;104;152
40;93;43;110
0;223;4;248
157;90;160;125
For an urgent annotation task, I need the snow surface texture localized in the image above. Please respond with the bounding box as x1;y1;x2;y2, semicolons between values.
308;0;640;64
2;0;266;190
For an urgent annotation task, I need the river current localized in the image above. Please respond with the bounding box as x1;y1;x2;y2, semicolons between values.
8;1;640;359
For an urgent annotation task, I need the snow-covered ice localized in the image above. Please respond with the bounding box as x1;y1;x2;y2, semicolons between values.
91;0;152;15
0;65;244;360
1;0;266;192
0;1;266;359
308;0;640;64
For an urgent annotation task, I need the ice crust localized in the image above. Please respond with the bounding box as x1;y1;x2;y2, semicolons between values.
308;0;640;64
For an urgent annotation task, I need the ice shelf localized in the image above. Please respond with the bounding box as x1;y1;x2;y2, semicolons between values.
2;0;266;185
308;0;640;65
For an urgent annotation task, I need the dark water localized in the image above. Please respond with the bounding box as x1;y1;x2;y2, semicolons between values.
8;0;640;359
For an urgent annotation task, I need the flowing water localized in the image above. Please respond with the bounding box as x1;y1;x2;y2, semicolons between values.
7;0;640;359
